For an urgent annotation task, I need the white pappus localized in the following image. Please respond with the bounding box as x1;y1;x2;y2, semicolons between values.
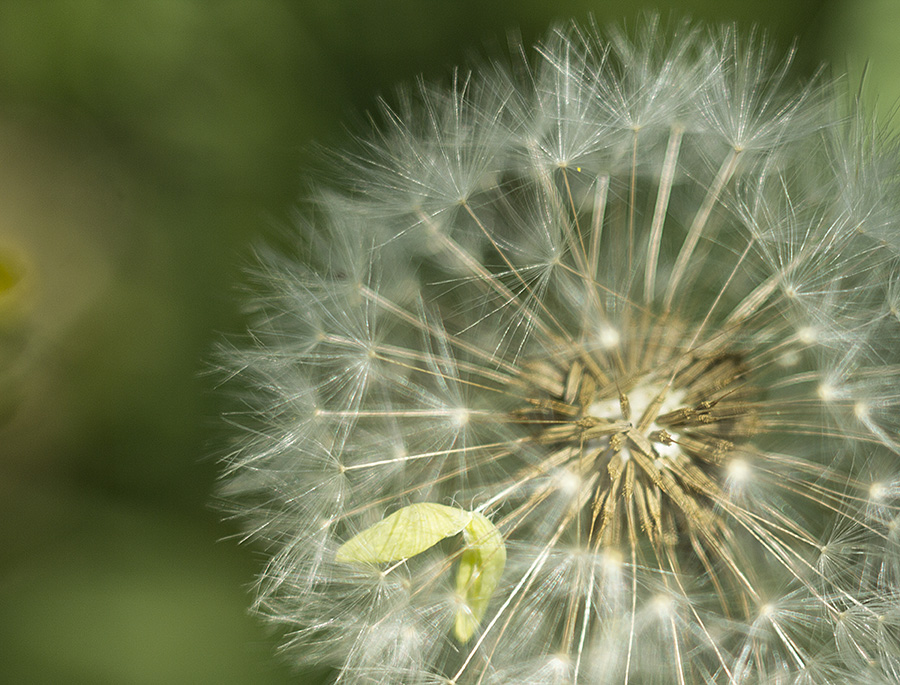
217;16;900;685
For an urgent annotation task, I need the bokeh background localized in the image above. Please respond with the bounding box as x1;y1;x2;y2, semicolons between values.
1;1;896;682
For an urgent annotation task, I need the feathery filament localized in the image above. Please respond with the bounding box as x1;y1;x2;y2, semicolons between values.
219;17;900;684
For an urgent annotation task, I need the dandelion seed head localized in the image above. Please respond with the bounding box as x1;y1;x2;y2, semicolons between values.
218;15;900;684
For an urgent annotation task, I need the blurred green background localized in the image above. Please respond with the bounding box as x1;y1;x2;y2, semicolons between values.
0;1;895;683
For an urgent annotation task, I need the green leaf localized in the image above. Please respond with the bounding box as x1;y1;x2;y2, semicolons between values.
335;502;471;564
453;513;506;643
335;503;506;643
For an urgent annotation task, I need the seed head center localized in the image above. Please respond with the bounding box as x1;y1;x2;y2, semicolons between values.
519;345;757;550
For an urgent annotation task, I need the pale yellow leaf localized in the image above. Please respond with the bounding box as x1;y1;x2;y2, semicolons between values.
335;502;471;563
453;513;506;643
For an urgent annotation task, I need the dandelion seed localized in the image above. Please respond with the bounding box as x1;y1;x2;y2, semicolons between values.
218;16;900;684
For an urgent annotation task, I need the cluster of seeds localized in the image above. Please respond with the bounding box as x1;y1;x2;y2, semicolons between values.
220;18;900;684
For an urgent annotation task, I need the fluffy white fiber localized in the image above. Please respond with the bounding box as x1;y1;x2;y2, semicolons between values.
218;16;900;684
